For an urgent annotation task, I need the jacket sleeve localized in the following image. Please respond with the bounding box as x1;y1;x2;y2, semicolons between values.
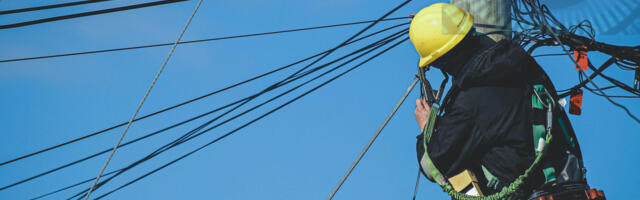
425;103;479;178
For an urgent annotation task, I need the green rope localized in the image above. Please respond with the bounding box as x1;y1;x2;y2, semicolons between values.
447;132;550;200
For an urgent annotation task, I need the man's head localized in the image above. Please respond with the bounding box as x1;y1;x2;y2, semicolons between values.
409;3;474;69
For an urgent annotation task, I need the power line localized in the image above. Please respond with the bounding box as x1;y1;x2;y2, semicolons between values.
280;0;412;82
69;1;411;195
0;96;243;192
0;0;187;30
82;0;203;199
1;26;408;195
0;22;408;169
28;28;407;199
513;0;639;124
532;53;570;57
528;0;640;124
30;168;123;200
67;29;409;200
328;76;417;200
580;71;640;123
88;36;411;200
0;0;111;15
0;17;410;63
558;57;616;98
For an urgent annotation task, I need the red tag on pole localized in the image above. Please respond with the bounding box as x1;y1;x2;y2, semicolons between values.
573;46;588;71
569;89;583;115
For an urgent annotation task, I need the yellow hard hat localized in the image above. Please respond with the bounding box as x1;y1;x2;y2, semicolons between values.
409;3;474;68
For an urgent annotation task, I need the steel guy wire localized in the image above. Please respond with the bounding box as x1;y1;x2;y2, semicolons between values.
327;76;418;200
83;1;203;199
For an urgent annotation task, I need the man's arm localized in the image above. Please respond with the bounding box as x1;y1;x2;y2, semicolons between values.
414;98;477;178
414;98;431;132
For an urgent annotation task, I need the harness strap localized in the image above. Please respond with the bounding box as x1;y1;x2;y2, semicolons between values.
420;106;446;185
420;85;556;200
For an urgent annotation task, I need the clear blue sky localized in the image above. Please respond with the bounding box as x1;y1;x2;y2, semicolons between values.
0;1;638;199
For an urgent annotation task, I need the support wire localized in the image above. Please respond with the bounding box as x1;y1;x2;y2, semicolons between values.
327;77;418;200
82;0;203;199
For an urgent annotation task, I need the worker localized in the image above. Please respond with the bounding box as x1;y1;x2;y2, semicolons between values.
410;3;600;200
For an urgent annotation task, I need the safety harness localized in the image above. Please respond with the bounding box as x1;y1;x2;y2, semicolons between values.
419;84;557;200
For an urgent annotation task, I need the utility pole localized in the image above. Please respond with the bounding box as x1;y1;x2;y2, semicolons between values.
451;0;512;42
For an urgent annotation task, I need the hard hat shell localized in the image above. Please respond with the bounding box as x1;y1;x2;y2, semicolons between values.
409;3;474;68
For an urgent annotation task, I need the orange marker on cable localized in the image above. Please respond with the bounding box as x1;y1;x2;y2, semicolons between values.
573;46;588;71
569;89;583;115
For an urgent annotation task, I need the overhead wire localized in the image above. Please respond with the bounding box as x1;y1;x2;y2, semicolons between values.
276;0;412;82
19;0;640;199
557;56;617;98
0;0;188;29
578;73;640;98
1;23;410;193
28;27;407;199
327;76;418;200
30;168;123;200
67;1;412;195
580;70;640;123
67;28;410;200
514;0;638;123
0;17;411;63
82;0;203;199
1;20;410;171
532;53;570;57
0;20;409;168
88;35;411;200
0;0;111;15
525;0;640;123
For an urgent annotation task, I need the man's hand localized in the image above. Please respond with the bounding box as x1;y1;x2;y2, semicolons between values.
414;98;431;132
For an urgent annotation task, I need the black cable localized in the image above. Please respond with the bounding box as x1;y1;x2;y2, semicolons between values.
2;23;409;192
92;36;410;200
516;0;639;98
558;57;617;98
30;168;123;200
68;29;409;200
278;0;411;82
529;0;640;123
0;17;410;63
588;63;640;96
0;0;111;15
532;53;569;57
0;0;188;30
583;86;640;98
579;70;640;123
615;60;637;71
68;2;412;194
0;96;245;192
0;22;408;168
30;28;401;198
